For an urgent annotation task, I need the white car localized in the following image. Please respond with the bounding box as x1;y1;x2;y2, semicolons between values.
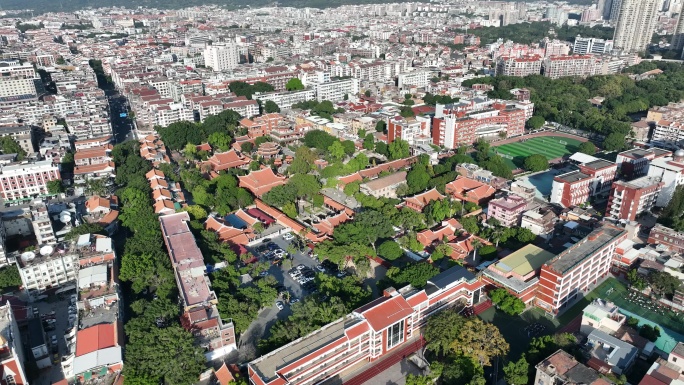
275;301;284;310
282;233;294;241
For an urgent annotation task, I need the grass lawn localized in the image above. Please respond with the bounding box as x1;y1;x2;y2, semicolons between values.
491;136;583;170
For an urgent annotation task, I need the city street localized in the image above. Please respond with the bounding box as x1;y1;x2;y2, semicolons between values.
105;90;134;143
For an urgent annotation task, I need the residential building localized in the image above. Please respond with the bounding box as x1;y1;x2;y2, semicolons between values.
585;329;638;375
580;299;627;335
605;176;663;222
673;11;684;55
542;55;597;79
495;55;543;77
314;79;359;102
573;37;614;55
387;116;430;145
646;150;684;206
238;168;287;198
0;126;34;155
613;0;660;53
648;224;684;254
444;176;496;206
487;194;527;227
30;202;56;245
0;160;60;202
397;70;431;89
536;224;627;315
159;212;237;360
0;302;29;385
61;323;123;382
652;118;684;145
520;208;558;240
74;145;112;166
204;43;240;72
16;247;78;299
359;171;407;199
73;162;116;184
615;147;671;179
482;244;556;305
534;349;615;385
254;89;316;110
248;266;484;385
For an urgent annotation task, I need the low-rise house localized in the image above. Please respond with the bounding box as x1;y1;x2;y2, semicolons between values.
585;329;638;375
61;323;123;381
403;188;445;212
580;299;626;335
534;349;614;385
488;194;527;227
417;219;462;247
445;176;496;206
73;162;115;184
359;171;407;199
520;207;558;240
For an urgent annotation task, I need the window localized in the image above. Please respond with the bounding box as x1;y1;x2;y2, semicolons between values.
6;375;16;385
387;320;405;350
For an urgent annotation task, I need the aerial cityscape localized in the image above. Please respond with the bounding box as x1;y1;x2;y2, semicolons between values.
0;0;683;385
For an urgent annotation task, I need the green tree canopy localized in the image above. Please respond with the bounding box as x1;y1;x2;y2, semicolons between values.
377;241;404;261
526;115;545;129
264;100;281;113
388;139;410;160
578;141;597;155
503;357;529;385
285;78;304;91
523;154;549;172
451;318;509;366
603;132;627;152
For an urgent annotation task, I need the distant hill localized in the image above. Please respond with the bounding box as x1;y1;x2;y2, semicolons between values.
5;0;593;15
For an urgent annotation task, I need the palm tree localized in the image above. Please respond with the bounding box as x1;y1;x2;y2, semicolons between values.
491;228;503;248
471;238;483;264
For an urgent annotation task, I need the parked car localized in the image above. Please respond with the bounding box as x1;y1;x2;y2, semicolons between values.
290;298;300;304
315;264;326;273
282;233;294;241
275;301;284;310
261;238;272;243
296;264;306;270
50;335;58;345
258;271;269;277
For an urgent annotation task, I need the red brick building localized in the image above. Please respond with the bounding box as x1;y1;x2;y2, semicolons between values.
432;104;526;149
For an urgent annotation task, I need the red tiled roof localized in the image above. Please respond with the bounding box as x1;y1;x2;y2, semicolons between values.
215;363;235;385
75;323;117;357
356;295;414;332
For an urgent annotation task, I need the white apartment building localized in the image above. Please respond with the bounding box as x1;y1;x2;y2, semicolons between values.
573;37;614;55
613;0;659;53
31;203;56;245
314;79;359;102
16;249;78;297
0;77;38;100
647;150;684;207
204;43;240;72
495;55;543;77
652;120;684;145
397;70;431;89
0;61;36;78
0;160;60;201
254;89;316;109
542;55;597;79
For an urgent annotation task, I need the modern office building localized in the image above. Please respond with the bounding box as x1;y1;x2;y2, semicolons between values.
573;37;614;55
612;0;659;53
248;266;484;385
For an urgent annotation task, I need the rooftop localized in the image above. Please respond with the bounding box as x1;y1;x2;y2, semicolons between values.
556;170;591;183
613;176;662;189
491;244;555;277
249;316;349;382
361;171;407;191
546;225;625;274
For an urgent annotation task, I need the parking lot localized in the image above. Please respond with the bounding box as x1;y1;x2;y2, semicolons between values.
237;232;346;360
32;293;78;385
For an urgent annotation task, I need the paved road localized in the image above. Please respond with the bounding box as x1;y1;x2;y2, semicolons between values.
105;90;134;143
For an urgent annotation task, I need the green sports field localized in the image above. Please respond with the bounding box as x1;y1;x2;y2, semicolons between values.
491;136;583;170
